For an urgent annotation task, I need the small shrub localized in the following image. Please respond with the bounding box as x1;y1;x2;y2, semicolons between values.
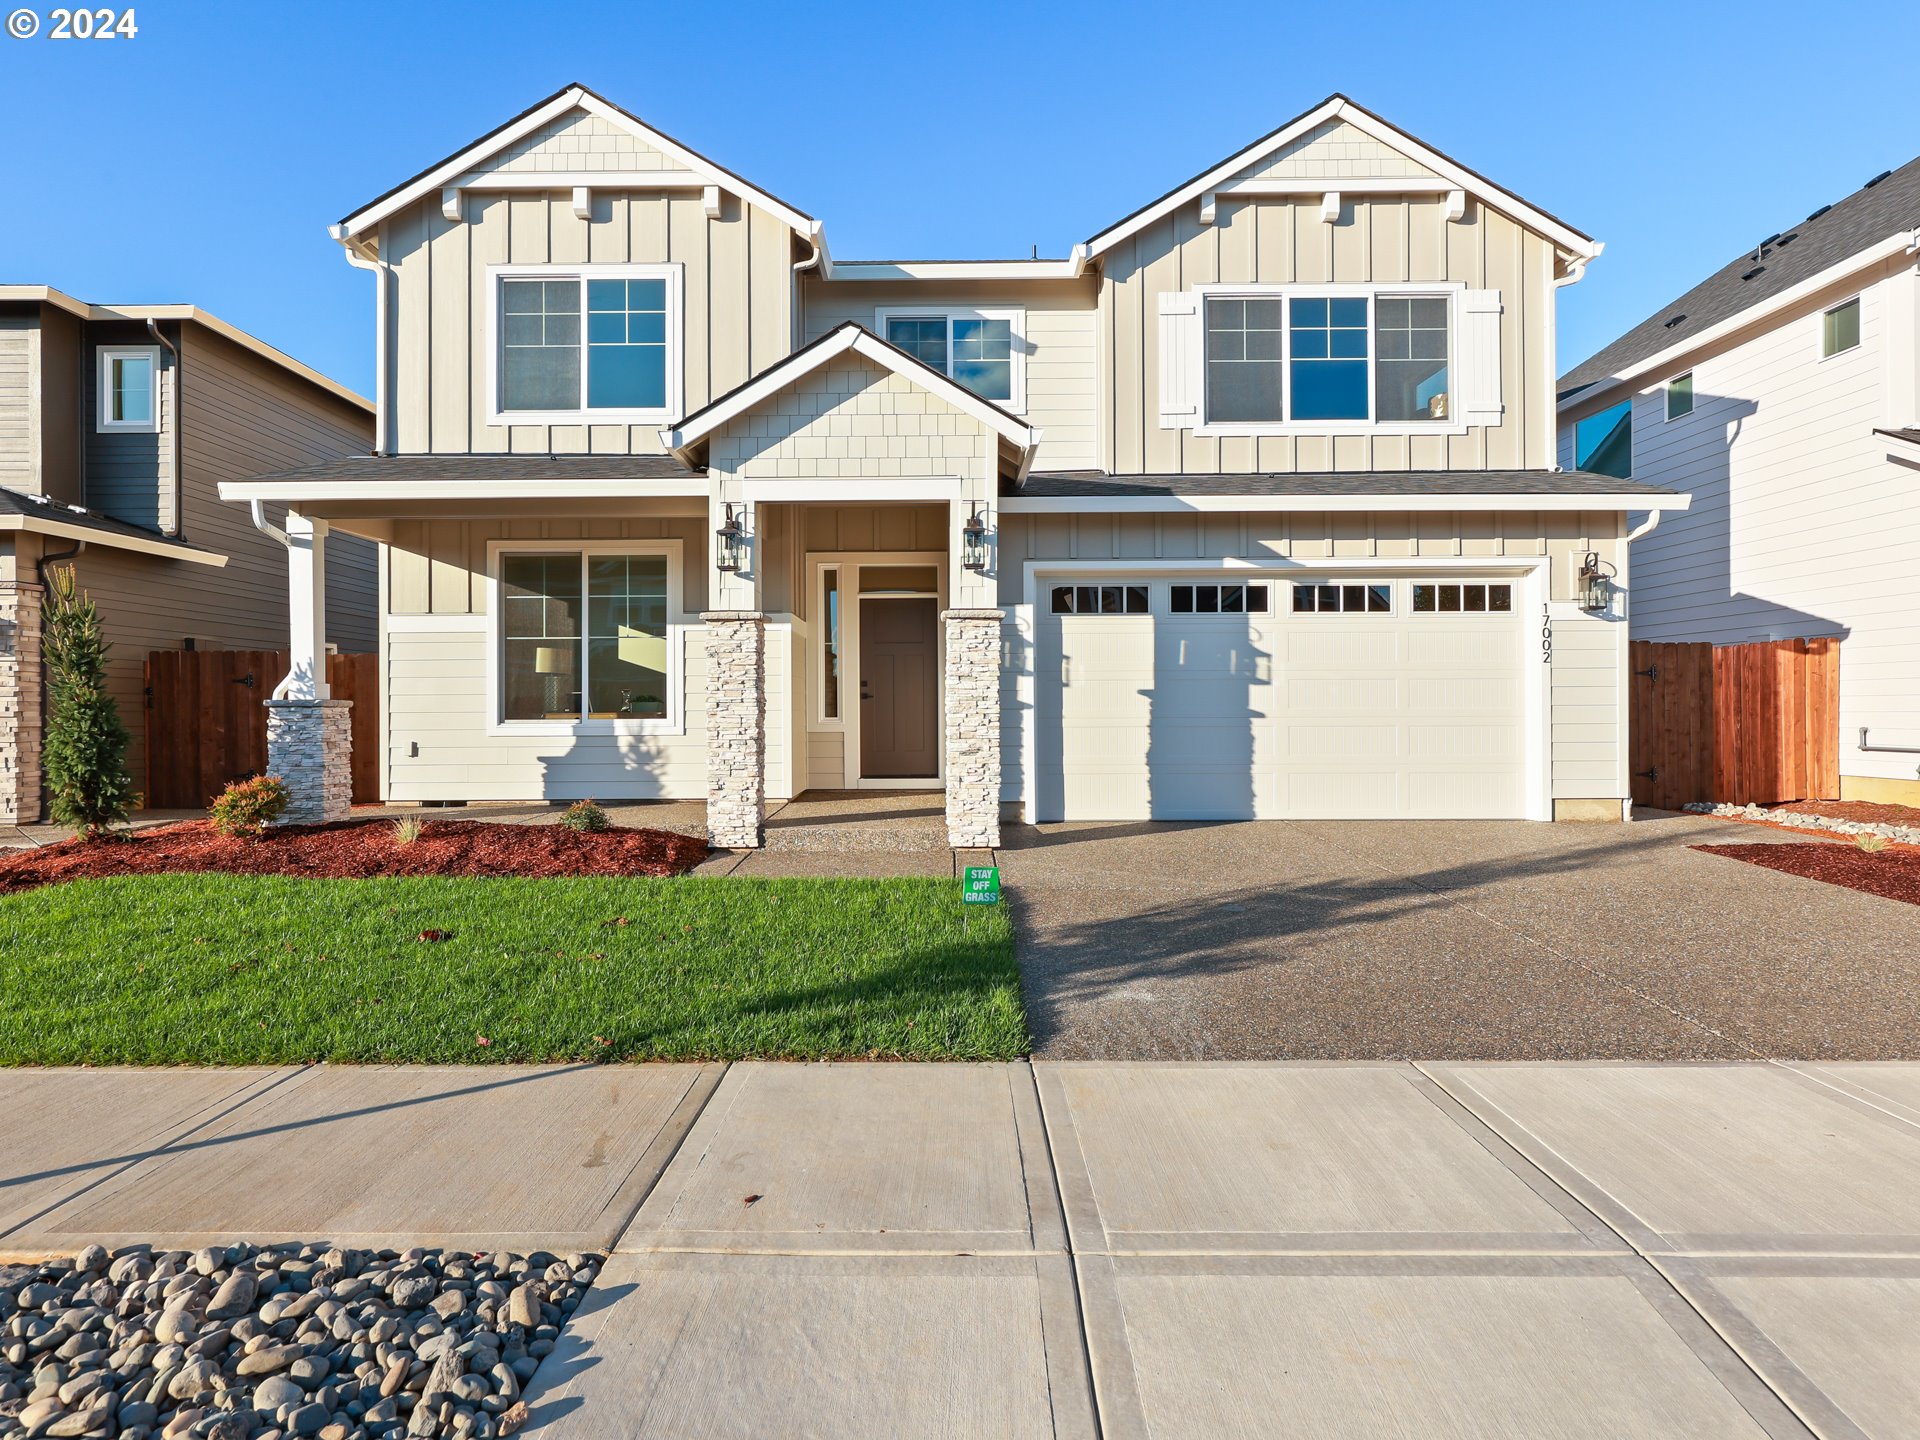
391;815;426;846
1855;833;1891;855
560;798;609;833
210;775;291;838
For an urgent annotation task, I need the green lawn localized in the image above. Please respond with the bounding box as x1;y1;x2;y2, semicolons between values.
0;875;1025;1064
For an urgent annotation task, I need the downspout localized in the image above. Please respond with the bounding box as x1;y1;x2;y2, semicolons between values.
790;221;825;352
248;501;301;700
330;225;390;455
144;319;183;537
1626;509;1662;544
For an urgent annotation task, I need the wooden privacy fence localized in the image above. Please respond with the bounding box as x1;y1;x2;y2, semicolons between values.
1629;637;1839;810
144;650;379;810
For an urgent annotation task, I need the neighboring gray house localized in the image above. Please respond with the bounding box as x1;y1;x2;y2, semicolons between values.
0;288;377;823
1559;159;1920;808
224;85;1690;843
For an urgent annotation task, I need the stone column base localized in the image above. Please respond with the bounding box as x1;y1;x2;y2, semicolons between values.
943;609;1004;850
266;699;353;825
703;612;767;848
0;580;45;826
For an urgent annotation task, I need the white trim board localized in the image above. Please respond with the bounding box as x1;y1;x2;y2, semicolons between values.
0;514;229;566
999;492;1691;514
823;251;1090;282
218;478;709;504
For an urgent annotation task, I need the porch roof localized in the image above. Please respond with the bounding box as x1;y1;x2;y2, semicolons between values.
0;489;228;566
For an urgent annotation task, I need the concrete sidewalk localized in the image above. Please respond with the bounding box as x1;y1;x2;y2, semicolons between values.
9;1062;1920;1436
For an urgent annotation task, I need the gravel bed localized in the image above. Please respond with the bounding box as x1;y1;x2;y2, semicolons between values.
0;1243;599;1439
1684;801;1920;846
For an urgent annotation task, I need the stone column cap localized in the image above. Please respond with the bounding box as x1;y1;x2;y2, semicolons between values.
942;608;1006;621
701;610;768;623
264;697;354;710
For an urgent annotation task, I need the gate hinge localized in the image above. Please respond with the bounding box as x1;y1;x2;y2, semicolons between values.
1635;767;1659;782
1634;665;1659;682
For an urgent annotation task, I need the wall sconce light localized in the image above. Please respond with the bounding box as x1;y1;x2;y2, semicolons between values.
1577;550;1616;612
715;502;744;573
962;501;990;572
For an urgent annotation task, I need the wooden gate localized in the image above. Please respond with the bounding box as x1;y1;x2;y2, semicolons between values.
1629;637;1839;810
144;651;379;809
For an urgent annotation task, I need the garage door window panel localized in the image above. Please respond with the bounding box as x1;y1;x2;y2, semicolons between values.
1292;582;1392;614
1411;583;1512;613
1171;583;1271;615
1051;584;1148;615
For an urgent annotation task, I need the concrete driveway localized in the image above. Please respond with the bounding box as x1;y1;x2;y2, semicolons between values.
1000;811;1920;1060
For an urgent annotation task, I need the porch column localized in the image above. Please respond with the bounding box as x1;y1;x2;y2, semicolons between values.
265;513;351;825
703;610;767;848
943;608;1003;849
0;576;44;826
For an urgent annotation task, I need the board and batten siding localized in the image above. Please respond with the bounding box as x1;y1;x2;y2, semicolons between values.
1565;264;1920;788
996;509;1627;806
1103;195;1556;476
382;189;795;457
798;278;1100;472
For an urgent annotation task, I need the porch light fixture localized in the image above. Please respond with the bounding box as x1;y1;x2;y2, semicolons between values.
715;503;744;573
1577;550;1616;612
962;501;990;572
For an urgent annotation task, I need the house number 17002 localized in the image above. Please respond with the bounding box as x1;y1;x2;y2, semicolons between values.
1540;604;1553;664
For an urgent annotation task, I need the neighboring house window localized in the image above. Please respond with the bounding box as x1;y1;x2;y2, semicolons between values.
497;546;679;728
1201;289;1452;427
875;309;1024;409
1171;583;1270;615
98;346;160;432
1411;582;1512;613
1665;372;1694;420
1050;584;1148;615
493;266;681;422
1574;399;1633;478
1822;298;1860;358
1292;582;1391;614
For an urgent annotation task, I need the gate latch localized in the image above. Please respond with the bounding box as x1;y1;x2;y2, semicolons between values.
1633;664;1659;682
1635;767;1659;782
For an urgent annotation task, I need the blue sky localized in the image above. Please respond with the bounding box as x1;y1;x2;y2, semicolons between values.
2;0;1914;402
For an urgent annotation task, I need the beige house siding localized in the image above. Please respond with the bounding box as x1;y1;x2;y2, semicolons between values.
1238;118;1443;181
0;317;33;491
384;186;796;456
1101;196;1555;475
455;109;682;177
799;278;1099;471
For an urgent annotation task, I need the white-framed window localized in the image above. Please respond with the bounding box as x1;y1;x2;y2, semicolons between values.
488;264;683;424
489;541;684;734
1171;582;1271;615
1292;581;1392;614
1822;297;1860;359
874;307;1026;410
1198;285;1457;432
1665;372;1694;421
97;346;160;432
1049;584;1148;615
1410;582;1512;614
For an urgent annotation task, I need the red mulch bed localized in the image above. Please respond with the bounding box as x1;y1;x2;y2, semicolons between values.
1766;798;1920;829
0;818;708;894
1694;842;1920;906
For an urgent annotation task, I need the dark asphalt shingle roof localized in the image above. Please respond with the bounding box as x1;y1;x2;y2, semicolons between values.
1019;469;1681;499
242;454;704;485
1560;155;1920;399
0;488;224;557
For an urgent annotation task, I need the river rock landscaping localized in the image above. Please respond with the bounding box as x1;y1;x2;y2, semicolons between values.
0;819;706;894
1685;800;1920;847
0;1242;598;1439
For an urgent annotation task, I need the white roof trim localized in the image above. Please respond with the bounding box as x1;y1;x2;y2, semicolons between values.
1559;228;1920;415
338;86;817;241
1000;492;1691;515
822;249;1091;282
0;513;230;565
0;286;371;414
218;477;708;504
1086;96;1600;263
662;326;1040;461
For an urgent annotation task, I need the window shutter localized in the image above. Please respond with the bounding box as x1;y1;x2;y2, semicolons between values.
1158;291;1201;429
1458;289;1504;426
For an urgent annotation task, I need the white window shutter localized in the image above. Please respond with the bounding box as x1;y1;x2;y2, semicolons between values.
1459;289;1504;425
1158;291;1201;429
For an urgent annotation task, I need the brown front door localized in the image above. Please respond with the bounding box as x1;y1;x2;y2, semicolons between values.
859;597;938;778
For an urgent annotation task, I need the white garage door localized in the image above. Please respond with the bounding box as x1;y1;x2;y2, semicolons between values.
1034;575;1530;821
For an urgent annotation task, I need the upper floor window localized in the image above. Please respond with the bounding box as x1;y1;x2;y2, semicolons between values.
1574;398;1632;479
98;346;159;433
1665;372;1693;421
1822;297;1860;358
875;308;1024;410
492;265;681;423
1201;288;1452;429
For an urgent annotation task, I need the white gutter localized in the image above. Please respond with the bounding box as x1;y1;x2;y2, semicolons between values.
330;225;391;453
999;492;1692;515
221;477;710;504
0;515;228;566
1626;509;1663;543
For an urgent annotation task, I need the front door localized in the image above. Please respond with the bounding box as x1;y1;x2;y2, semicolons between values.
859;597;938;778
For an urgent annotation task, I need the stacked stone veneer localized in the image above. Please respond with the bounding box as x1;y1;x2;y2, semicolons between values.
0;580;43;825
704;612;767;848
944;610;1004;849
710;356;993;479
265;699;352;825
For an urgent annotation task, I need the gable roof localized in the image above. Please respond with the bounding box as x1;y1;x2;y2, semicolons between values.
336;83;819;243
663;321;1040;467
1085;94;1599;263
1559;155;1920;402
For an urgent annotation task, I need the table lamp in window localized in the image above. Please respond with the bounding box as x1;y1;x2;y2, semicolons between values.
534;645;574;716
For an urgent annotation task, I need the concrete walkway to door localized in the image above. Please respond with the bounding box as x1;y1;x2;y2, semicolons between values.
999;811;1920;1060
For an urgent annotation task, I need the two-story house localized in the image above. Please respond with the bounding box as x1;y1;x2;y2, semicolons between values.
222;84;1688;845
0;288;377;824
1559;159;1920;808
